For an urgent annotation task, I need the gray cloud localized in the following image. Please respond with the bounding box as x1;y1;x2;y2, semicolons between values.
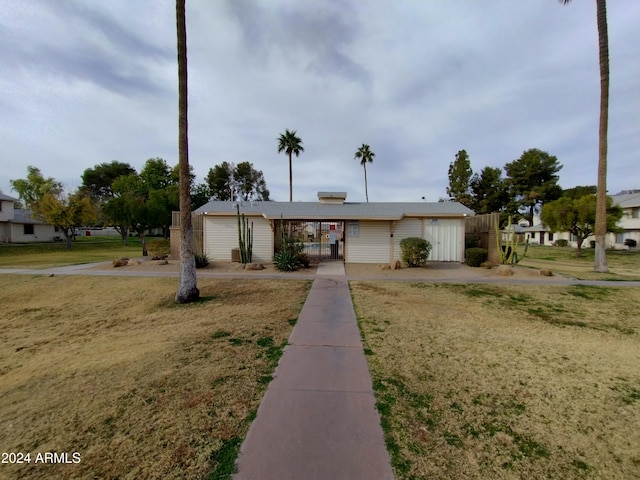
1;1;639;202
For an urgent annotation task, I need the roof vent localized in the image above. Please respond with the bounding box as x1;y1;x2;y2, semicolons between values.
317;192;347;204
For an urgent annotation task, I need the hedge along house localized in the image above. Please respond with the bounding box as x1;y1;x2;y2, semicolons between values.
190;192;474;264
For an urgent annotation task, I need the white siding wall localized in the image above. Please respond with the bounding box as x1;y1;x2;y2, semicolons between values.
9;224;57;243
346;221;390;263
204;216;272;262
0;200;14;222
392;218;422;261
423;218;464;262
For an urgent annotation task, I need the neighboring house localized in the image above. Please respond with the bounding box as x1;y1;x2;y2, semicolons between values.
0;193;58;243
521;192;640;249
190;192;474;264
610;192;640;247
522;224;557;246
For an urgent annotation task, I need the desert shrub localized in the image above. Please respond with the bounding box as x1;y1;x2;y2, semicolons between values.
465;248;488;267
465;235;480;249
624;238;637;248
400;237;432;267
555;239;568;247
146;238;170;259
194;253;210;268
274;250;300;272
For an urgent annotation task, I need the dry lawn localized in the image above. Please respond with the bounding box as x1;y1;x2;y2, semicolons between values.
351;281;640;480
0;275;310;479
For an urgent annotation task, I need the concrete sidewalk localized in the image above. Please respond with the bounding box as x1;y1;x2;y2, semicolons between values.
233;263;394;480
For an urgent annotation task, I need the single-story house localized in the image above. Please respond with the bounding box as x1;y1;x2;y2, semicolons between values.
521;192;640;249
0;193;58;243
191;192;474;264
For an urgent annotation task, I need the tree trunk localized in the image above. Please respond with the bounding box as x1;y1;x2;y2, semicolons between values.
64;229;73;250
576;236;584;257
175;0;199;303
594;0;609;272
364;163;369;203
140;231;148;257
288;152;293;202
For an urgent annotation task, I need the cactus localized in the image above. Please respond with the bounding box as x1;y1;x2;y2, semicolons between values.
495;215;528;265
236;204;253;264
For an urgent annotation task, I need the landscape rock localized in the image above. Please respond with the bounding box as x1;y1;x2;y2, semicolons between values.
127;259;140;266
156;259;169;265
377;264;391;270
539;269;553;277
390;260;402;270
245;262;265;270
496;265;514;276
112;258;129;268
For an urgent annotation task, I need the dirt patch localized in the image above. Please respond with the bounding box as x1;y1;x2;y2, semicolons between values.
91;258;318;276
0;275;310;479
346;262;565;282
352;281;640;479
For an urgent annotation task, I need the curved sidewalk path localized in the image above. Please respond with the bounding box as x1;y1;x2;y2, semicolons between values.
233;261;395;480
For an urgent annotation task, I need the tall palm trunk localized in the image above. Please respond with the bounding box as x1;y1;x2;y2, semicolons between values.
363;163;369;203
594;0;609;272
175;0;199;303
288;152;293;202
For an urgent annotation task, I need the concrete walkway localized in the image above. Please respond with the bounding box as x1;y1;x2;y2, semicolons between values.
233;261;395;480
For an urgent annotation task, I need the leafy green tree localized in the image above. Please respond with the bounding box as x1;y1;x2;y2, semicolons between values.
446;149;473;207
234;161;270;201
205;161;270;202
560;0;610;273
105;174;150;253
504;148;562;225
563;185;597;199
80;161;136;231
10;166;63;209
354;144;375;203
469;166;510;216
140;157;174;191
175;0;199;303
80;161;136;200
34;192;98;250
190;183;211;210
206;162;235;200
541;193;621;257
140;158;179;237
277;129;304;202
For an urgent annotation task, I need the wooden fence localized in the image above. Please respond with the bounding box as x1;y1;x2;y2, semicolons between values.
465;213;500;263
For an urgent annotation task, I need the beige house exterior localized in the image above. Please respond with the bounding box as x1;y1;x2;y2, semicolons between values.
192;192;474;264
0;193;57;243
522;192;640;249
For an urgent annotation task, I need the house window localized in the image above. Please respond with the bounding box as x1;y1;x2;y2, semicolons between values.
616;233;626;243
24;224;34;235
548;233;554;241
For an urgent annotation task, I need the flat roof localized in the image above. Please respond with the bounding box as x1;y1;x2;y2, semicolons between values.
195;200;475;221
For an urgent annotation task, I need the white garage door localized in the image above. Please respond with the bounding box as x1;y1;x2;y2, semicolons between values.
423;219;463;262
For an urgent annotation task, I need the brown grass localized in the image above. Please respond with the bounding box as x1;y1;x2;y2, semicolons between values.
0;275;310;479
351;281;640;480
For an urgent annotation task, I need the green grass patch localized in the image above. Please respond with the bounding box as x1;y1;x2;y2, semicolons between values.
0;236;142;268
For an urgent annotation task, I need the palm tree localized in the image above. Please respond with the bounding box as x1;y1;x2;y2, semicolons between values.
277;130;304;202
355;144;375;202
175;0;199;303
560;0;609;272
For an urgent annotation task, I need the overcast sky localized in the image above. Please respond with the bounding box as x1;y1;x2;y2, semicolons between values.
1;0;638;203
